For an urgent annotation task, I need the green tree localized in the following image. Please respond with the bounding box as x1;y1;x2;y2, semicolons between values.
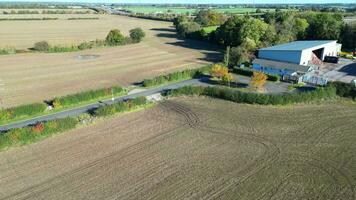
129;28;145;43
215;16;268;47
340;23;356;50
194;9;225;26
177;22;201;37
226;38;257;67
33;41;49;51
105;29;125;46
306;13;343;40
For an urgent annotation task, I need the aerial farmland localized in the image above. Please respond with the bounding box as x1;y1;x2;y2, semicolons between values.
0;13;220;107
0;2;355;200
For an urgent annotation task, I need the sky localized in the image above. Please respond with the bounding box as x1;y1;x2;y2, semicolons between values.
1;0;355;4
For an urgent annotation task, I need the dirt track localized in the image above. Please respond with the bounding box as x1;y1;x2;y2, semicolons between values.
0;97;355;200
0;15;221;108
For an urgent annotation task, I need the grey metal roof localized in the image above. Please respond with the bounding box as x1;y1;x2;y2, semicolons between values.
259;40;337;51
252;58;311;73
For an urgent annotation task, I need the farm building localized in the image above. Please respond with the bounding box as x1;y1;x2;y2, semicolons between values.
257;40;342;66
252;40;342;84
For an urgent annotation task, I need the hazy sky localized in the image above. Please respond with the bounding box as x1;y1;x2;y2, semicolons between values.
1;0;355;4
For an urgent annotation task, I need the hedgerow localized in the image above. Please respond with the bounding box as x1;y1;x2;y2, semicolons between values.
142;65;211;87
94;96;148;117
169;85;337;105
52;86;126;108
232;67;280;82
0;117;78;150
0;103;47;122
328;81;356;100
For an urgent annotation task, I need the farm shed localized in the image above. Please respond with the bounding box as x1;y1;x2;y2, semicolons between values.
257;40;342;66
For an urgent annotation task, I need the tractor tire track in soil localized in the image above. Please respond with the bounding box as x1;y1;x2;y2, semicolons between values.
1;97;355;200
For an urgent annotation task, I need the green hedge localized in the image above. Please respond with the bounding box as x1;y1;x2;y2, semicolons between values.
0;117;78;150
94;96;148;117
53;86;126;108
328;81;356;100
142;65;211;87
169;85;337;105
0;103;47;122
232;68;280;82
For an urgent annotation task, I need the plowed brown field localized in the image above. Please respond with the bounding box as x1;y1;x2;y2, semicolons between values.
0;97;355;200
0;15;221;107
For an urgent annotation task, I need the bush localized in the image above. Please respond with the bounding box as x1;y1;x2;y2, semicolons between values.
169;85;337;105
232;68;280;82
0;117;78;150
33;41;49;51
129;28;146;43
142;65;211;87
106;29;125;46
94;96;148;117
328;81;356;100
0;103;47;122
52;86;125;108
0;47;16;55
47;45;79;53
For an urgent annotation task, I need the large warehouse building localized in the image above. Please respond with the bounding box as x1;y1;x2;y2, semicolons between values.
257;40;342;66
252;40;342;85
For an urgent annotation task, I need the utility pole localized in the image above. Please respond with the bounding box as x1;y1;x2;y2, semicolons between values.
111;88;115;102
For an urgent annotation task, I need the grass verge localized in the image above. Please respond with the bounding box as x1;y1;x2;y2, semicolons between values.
0;96;151;151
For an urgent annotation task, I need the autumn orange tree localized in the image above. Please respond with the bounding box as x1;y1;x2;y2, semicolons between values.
210;64;234;86
210;64;227;79
250;71;267;92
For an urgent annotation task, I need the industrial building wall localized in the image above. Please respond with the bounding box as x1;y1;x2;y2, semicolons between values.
258;50;302;64
301;41;341;65
252;63;296;76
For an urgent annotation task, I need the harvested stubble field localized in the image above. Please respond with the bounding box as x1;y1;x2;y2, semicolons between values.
0;15;221;107
0;97;355;200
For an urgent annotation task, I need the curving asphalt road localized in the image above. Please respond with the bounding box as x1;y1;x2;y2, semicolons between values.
0;78;210;132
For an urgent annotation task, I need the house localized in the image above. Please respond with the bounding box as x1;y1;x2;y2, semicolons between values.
252;40;342;84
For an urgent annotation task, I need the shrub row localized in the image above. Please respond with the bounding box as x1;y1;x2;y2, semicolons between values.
0;18;58;21
0;103;47;122
67;17;100;20
328;81;356;100
52;86;126;108
0;117;78;150
0;47;16;55
232;67;280;82
94;96;148;117
142;65;211;87
169;85;337;105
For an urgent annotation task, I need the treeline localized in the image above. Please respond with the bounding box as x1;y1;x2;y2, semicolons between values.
0;17;58;21
0;28;145;55
142;66;211;87
67;17;99;20
2;10;92;15
0;96;149;150
174;10;356;67
0;86;126;124
169;85;337;105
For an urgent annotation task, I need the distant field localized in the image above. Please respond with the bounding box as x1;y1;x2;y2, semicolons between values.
0;15;221;108
120;6;278;14
0;97;355;199
0;8;95;14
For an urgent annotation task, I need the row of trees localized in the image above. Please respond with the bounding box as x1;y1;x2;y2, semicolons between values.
33;28;146;52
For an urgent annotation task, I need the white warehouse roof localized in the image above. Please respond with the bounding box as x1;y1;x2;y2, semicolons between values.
259;40;338;51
